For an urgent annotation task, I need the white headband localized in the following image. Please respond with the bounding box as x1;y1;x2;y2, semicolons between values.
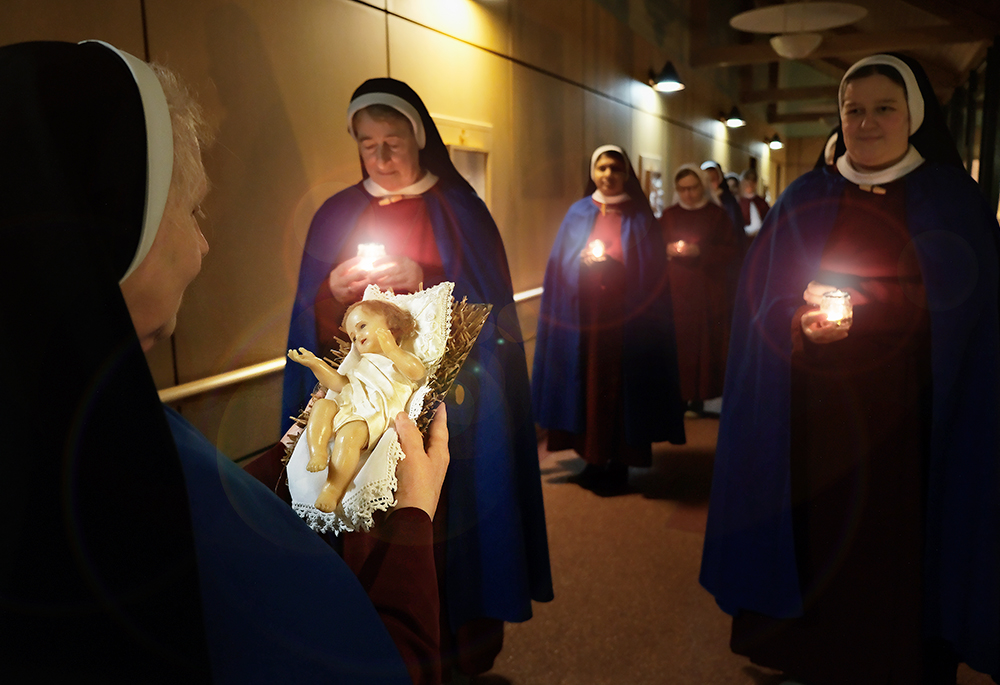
81;41;174;284
591;145;628;180
347;93;426;149
840;54;924;135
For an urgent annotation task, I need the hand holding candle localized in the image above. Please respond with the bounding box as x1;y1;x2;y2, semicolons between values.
800;283;851;344
667;239;700;259
581;239;607;265
327;243;388;304
328;257;371;303
357;242;386;272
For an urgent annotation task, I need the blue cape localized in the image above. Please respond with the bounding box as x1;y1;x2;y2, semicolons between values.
531;197;685;444
283;182;553;628
700;163;1000;677
166;406;410;684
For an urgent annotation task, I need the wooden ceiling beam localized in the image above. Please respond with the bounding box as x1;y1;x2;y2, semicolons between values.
691;26;994;68
899;0;1000;35
802;59;847;80
740;85;840;104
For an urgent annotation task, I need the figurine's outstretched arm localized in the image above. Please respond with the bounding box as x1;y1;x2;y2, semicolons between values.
375;329;426;382
287;348;348;392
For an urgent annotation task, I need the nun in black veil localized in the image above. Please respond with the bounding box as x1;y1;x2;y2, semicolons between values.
701;53;1000;684
532;145;686;491
281;76;554;679
0;40;447;684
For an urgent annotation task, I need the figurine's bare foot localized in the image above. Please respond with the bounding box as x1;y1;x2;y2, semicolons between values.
314;483;343;513
306;453;328;472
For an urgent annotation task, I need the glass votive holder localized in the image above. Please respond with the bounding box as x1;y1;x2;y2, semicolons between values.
820;289;853;329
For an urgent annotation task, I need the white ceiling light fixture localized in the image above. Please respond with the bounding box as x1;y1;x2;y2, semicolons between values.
730;2;868;60
770;33;824;60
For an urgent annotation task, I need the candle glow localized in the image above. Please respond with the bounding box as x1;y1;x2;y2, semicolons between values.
588;239;606;260
357;243;386;272
675;239;686;255
820;289;853;328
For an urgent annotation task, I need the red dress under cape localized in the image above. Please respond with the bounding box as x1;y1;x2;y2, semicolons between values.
660;202;738;401
731;177;958;684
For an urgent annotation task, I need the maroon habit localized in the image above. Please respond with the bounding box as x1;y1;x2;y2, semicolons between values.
660;202;739;401
547;199;652;467
731;177;948;684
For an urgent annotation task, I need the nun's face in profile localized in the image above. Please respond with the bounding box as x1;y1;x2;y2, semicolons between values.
841;73;910;171
593;154;627;196
121;150;210;351
354;108;422;191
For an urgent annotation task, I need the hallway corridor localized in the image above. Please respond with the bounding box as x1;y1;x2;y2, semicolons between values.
484;418;992;685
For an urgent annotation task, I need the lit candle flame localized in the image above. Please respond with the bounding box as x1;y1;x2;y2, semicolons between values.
820;289;853;327
675;239;686;254
588;239;605;260
357;243;386;272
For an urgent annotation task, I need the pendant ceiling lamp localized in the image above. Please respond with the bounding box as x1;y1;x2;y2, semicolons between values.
730;2;867;60
648;61;685;92
724;106;746;128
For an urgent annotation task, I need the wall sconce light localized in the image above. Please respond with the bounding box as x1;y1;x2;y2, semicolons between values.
724;106;746;128
648;61;685;92
768;134;784;150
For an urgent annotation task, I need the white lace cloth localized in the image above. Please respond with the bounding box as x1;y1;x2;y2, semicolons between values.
287;282;454;534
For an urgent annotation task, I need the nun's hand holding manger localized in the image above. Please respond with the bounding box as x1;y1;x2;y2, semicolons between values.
392;406;450;518
285;281;489;534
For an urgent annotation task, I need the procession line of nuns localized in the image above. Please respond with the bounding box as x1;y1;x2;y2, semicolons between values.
3;35;998;685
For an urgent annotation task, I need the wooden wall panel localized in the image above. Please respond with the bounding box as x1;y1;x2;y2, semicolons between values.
2;0;811;457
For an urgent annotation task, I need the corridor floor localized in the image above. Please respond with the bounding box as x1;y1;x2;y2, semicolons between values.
482;418;991;685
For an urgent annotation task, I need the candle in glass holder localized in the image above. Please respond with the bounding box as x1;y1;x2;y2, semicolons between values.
357;242;386;272
675;239;686;255
587;239;606;261
820;289;853;328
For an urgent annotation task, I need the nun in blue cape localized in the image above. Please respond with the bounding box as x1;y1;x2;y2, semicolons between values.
282;78;553;641
532;145;685;486
700;53;999;681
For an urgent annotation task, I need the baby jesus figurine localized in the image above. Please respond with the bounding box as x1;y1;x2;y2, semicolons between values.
287;299;426;513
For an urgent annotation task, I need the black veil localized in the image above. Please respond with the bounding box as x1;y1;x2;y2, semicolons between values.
835;53;964;169
582;146;651;216
0;41;210;680
349;77;480;197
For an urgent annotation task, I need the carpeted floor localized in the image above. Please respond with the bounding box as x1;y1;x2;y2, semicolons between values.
474;417;992;685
